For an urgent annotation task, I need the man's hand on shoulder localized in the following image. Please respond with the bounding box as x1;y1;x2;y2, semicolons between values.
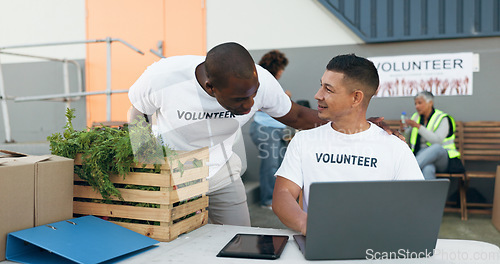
368;116;405;141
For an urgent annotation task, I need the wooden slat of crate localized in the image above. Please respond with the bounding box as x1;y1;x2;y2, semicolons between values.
76;156;172;170
131;147;209;170
74;167;208;187
74;178;208;233
171;166;209;186
74;185;169;204
108;172;171;186
132;158;171;170
75;195;209;241
169;210;208;241
171;195;208;220
73;201;170;222
74;172;170;187
111;210;208;242
170;181;209;204
112;221;169;241
74;154;170;170
175;148;210;164
75;178;207;204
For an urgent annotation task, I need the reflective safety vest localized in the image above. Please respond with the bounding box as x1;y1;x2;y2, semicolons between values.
409;109;460;159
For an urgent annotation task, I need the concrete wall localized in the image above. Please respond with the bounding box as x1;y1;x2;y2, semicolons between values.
0;60;86;143
251;37;500;122
0;0;86;64
206;0;362;49
0;0;86;144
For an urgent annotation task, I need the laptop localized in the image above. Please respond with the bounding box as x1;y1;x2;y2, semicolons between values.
294;179;450;260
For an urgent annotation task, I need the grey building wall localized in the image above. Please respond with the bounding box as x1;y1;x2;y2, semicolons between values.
244;37;500;202
318;0;500;43
0;59;86;144
250;37;500;125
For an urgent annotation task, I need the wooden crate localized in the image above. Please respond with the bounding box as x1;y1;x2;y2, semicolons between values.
73;147;209;242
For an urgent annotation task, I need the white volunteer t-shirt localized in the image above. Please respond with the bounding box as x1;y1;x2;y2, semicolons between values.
129;55;291;178
275;122;424;212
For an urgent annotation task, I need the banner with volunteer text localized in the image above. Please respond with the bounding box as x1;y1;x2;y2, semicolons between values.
369;52;473;97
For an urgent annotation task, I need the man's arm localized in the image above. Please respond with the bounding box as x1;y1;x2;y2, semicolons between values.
274;101;326;130
406;117;449;144
274;101;400;138
128;106;152;125
272;176;308;235
127;106;165;164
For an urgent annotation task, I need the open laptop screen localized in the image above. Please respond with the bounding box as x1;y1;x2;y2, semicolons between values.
299;179;449;260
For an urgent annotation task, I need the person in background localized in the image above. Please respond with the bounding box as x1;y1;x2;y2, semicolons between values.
402;91;463;180
250;50;291;209
272;54;423;235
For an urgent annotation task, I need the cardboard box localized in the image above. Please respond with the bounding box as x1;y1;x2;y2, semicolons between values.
0;150;74;260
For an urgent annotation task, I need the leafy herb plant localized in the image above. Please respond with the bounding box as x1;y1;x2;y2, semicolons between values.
47;108;175;200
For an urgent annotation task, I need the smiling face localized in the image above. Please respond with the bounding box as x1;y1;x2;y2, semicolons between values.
211;74;260;115
314;70;355;122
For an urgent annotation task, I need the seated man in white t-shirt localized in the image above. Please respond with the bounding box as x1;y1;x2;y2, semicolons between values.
272;54;424;235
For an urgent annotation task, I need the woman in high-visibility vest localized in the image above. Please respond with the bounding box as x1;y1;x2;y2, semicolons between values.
401;91;461;179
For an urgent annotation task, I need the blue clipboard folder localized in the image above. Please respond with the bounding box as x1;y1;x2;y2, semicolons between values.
6;216;159;264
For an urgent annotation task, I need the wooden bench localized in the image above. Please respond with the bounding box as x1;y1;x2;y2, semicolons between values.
460;121;500;218
434;121;467;220
385;120;500;220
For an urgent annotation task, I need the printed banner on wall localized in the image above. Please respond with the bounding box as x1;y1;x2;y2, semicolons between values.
369;52;473;97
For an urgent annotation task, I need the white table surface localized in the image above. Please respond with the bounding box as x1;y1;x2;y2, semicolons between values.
2;224;499;264
114;224;500;264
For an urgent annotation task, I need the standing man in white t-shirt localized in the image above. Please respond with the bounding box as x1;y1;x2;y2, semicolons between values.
128;42;325;227
272;54;424;235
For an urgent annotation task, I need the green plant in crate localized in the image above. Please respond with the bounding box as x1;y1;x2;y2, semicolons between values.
47;108;175;200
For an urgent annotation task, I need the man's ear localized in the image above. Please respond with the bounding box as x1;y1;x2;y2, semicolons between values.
352;90;364;107
205;81;215;96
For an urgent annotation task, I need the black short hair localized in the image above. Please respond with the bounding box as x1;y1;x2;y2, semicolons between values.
205;42;256;88
326;54;379;99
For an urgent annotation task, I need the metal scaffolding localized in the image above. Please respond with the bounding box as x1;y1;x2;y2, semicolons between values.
0;37;145;143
